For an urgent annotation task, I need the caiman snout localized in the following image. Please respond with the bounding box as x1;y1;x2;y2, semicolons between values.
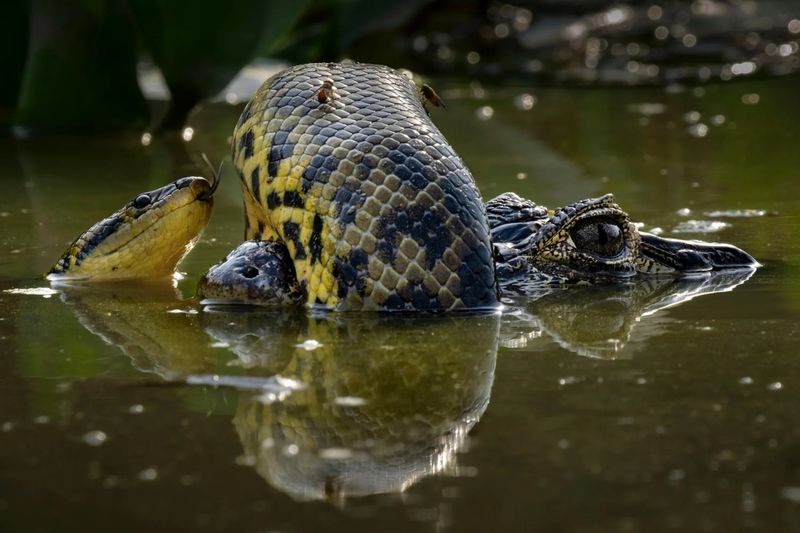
639;232;759;272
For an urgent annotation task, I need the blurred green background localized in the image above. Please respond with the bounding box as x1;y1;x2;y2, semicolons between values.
2;0;799;134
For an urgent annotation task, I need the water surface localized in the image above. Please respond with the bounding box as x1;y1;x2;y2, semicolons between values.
1;75;800;532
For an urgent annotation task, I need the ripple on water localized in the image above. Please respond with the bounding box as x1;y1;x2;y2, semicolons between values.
703;209;770;218
3;287;59;298
672;220;730;234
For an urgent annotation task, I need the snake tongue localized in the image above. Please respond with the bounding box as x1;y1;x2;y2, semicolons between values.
198;155;223;201
639;232;759;272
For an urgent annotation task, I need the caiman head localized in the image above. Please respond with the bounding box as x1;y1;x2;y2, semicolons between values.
488;192;758;284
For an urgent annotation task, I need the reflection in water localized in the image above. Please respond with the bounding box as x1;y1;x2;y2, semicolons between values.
500;269;756;359
205;310;499;502
52;281;217;377
51;268;753;501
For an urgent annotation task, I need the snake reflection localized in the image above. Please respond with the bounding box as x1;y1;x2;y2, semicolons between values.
53;271;752;501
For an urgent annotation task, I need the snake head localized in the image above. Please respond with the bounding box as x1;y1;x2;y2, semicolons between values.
47;175;216;281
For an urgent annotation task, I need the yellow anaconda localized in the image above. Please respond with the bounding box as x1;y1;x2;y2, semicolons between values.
231;62;498;311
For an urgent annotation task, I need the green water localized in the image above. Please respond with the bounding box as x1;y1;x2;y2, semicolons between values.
2;75;800;532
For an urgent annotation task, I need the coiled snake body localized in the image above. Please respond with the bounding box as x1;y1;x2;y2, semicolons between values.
231;62;497;311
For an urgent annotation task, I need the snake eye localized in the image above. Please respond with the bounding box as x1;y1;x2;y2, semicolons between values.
175;177;193;189
570;218;625;258
133;194;151;209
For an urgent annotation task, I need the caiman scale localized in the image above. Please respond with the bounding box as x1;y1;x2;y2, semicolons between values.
48;62;758;309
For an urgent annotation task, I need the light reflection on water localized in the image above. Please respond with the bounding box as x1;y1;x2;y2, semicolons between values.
1;74;800;531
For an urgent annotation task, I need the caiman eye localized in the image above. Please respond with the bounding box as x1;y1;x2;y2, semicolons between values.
570;218;625;258
133;194;151;208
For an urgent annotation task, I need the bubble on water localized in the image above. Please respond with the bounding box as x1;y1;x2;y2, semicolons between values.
654;26;669;40
319;447;353;460
1;422;13;432
516;172;527;180
688;123;709;138
295;339;323;351
710;114;726;126
181;127;194;142
790;20;800;34
781;486;800;502
647;5;663;20
668;469;686;482
731;61;756;76
102;475;120;489
739;377;754;385
34;415;50;424
140;132;152;146
649;227;664;235
557;439;570;449
235;455;256;466
779;44;795;57
676;208;691;216
558;376;579;386
626;102;666;116
683;111;701;124
682;34;697;48
283;444;300;457
466;51;480;65
636;377;648;385
767;382;783;391
335;396;367;407
128;404;145;414
138;467;159;481
741;93;760;105
82;430;108;447
210;341;229;348
475;106;494;120
514;93;536;111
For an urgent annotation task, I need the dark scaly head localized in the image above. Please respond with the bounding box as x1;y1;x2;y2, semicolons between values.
489;192;757;283
48;167;221;281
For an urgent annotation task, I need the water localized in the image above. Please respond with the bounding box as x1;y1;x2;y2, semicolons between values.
2;75;800;532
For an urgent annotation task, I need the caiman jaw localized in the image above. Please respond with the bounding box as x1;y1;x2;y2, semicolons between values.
636;232;759;273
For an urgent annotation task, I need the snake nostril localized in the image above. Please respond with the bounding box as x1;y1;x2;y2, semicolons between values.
175;177;193;189
241;266;259;279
